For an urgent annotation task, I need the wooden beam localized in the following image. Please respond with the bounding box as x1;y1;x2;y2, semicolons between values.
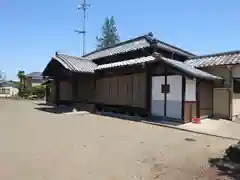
54;79;60;107
164;67;167;116
181;76;186;120
145;64;151;116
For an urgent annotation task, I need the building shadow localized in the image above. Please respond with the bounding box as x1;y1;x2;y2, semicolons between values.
35;102;50;106
208;156;240;180
35;106;74;114
147;116;182;126
95;111;144;122
95;111;182;126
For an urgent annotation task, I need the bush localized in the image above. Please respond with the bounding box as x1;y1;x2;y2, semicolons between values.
19;85;46;99
33;85;46;99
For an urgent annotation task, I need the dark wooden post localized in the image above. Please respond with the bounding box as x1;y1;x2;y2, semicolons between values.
196;78;202;118
55;78;60;107
145;63;151;117
181;76;186;120
164;66;167;117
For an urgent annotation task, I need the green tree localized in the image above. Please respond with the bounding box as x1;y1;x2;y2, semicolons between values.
96;16;120;49
17;70;26;90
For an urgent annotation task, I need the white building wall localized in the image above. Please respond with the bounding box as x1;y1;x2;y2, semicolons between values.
151;75;183;120
185;78;196;101
0;86;19;97
151;76;165;117
166;75;182;119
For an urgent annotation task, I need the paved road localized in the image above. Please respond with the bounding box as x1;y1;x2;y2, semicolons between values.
0;99;237;179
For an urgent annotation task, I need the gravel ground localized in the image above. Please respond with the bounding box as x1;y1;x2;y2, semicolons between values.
0;99;237;180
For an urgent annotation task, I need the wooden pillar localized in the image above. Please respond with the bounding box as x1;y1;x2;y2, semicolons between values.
181;76;186;120
145;64;151;116
55;79;60;107
164;66;167;116
196;78;202;118
45;85;49;102
229;67;233;120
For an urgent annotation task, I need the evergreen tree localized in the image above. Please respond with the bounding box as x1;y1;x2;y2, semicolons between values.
17;70;26;90
96;16;120;49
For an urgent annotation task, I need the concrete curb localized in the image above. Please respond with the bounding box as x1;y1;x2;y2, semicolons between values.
62;111;90;115
142;121;240;141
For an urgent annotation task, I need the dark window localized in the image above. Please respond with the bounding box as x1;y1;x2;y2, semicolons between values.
161;84;170;93
233;78;240;93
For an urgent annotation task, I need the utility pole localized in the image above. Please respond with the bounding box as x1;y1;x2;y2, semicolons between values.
75;0;91;56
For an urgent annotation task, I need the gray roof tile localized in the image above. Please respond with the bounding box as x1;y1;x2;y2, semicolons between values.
84;34;194;60
161;57;222;80
54;53;97;73
95;56;155;70
0;81;18;88
95;54;222;80
185;50;240;67
26;72;43;79
156;40;195;57
84;37;150;60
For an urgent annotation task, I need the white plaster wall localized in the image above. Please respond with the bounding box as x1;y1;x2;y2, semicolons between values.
203;67;231;86
151;76;165;116
166;75;182;119
0;87;19;97
185;78;196;101
166;75;182;101
151;75;183;119
152;76;165;100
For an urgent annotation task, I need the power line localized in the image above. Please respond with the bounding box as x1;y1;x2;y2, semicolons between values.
75;0;91;56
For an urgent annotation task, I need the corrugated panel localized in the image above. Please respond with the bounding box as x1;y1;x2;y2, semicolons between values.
95;56;155;70
84;38;150;60
185;51;240;67
54;54;97;73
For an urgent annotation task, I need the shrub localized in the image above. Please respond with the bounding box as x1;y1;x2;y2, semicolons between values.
19;85;46;99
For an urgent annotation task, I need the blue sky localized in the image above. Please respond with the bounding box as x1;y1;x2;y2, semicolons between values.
1;0;240;80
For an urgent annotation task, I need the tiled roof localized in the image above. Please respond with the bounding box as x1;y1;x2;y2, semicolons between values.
95;56;155;70
83;33;194;60
185;50;240;68
161;56;222;80
156;40;195;57
84;36;150;60
0;81;18;88
26;72;43;79
96;54;222;80
53;53;97;73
